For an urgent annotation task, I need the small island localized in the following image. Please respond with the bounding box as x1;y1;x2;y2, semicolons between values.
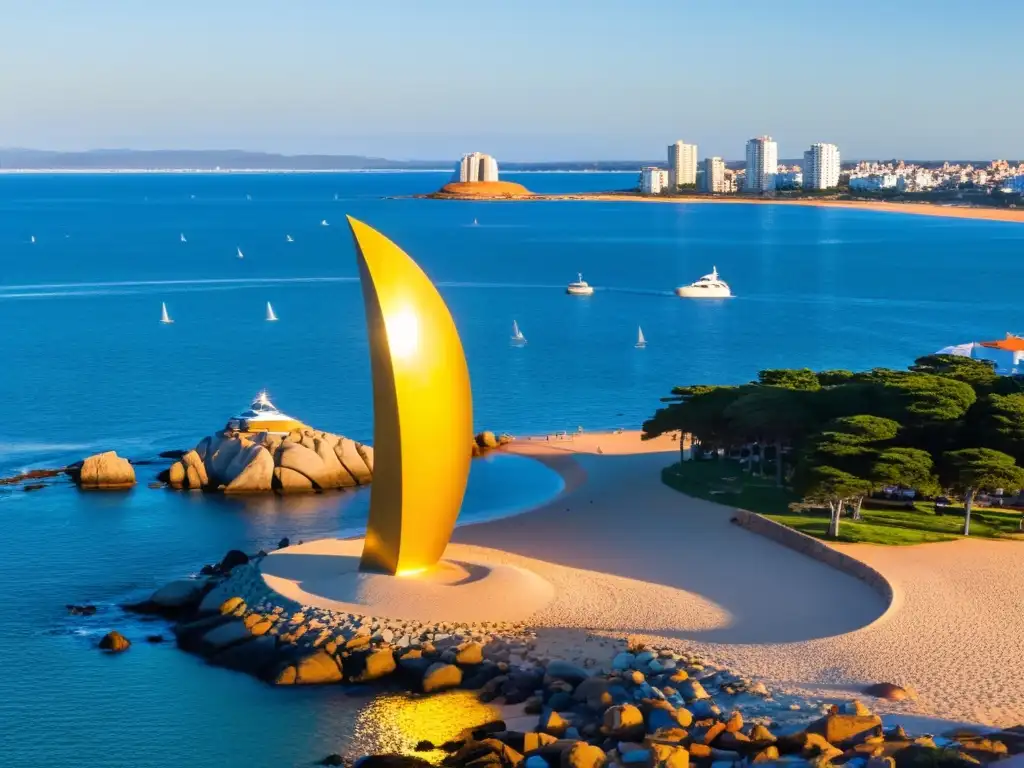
427;180;534;200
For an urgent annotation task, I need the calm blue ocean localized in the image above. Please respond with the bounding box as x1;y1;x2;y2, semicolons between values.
1;171;1022;766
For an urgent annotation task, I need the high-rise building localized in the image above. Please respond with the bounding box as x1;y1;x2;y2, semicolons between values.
667;141;698;189
455;152;499;182
802;143;841;190
701;157;727;193
640;167;670;195
744;136;779;193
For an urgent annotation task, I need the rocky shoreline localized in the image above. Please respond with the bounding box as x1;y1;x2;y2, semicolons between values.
114;546;1024;768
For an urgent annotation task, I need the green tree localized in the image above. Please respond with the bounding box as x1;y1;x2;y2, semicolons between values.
809;415;901;519
982;393;1024;464
724;386;817;486
643;384;748;461
910;354;998;389
941;448;1024;535
757;368;821;391
796;464;872;538
870;447;940;497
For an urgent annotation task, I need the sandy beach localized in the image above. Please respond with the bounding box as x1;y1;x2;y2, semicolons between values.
434;190;1024;224
445;430;1024;727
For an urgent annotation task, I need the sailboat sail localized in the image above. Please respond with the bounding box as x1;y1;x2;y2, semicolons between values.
237;247;244;259
636;326;647;347
265;302;278;322
180;233;187;243
160;302;173;324
286;234;294;242
511;320;526;344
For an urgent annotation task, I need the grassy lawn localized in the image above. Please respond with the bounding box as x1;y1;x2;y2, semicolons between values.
662;460;1024;545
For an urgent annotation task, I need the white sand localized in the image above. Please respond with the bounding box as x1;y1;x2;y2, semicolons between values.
259;429;1024;726
457;432;1024;727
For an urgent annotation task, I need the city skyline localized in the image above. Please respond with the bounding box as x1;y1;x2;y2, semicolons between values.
2;1;1024;161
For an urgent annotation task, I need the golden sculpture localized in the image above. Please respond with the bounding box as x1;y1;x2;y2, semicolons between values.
347;216;473;576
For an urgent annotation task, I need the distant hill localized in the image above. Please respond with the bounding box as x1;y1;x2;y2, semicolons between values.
0;149;664;172
0;149;447;171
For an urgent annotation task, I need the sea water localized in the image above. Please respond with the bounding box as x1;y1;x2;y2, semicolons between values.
1;172;1023;766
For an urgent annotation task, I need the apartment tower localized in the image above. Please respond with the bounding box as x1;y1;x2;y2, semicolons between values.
744;136;778;193
802;143;841;190
667;141;698;189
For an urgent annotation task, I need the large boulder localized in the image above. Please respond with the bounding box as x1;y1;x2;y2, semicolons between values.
99;630;131;652
148;579;208;611
76;451;135;489
166;426;372;494
422;662;462;693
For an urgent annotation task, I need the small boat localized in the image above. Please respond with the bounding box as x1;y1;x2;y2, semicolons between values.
237;247;244;259
510;320;527;346
160;302;173;324
30;235;36;244
265;302;278;322
675;266;732;298
566;273;594;296
180;233;187;243
321;219;329;227
635;326;647;348
286;234;294;243
472;218;478;226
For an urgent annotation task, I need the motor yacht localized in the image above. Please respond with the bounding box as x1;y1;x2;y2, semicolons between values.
675;266;732;298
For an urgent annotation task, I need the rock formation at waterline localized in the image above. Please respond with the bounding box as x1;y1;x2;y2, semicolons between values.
163;428;373;494
72;451;136;489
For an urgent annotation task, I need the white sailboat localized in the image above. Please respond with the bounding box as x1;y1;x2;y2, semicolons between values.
160;302;173;324
635;326;647;348
286;234;294;243
30;235;36;244
236;246;244;259
510;320;527;345
180;233;187;243
472;218;478;226
321;219;329;227
265;302;278;322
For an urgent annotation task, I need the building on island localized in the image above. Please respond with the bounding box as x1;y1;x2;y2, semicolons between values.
701;157;727;193
744;136;778;193
226;391;305;434
667;141;698;189
803;143;841;190
640;167;670;195
937;334;1024;376
455;152;499;183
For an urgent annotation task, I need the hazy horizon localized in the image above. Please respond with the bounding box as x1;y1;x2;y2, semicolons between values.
2;1;1023;161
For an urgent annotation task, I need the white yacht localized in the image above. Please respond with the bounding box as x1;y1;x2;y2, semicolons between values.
635;326;647;348
510;320;527;346
226;391;303;434
237;246;244;259
566;273;595;296
265;302;278;322
675;266;732;298
160;302;173;324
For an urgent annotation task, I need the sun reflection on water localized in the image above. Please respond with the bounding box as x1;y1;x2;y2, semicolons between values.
351;691;499;760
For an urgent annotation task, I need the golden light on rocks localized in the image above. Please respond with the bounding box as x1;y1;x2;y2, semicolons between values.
347;216;473;576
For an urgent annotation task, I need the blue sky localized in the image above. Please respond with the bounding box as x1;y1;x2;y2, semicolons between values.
1;0;1022;161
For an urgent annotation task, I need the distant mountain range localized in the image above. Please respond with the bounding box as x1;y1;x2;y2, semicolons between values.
0;148;1002;172
0;149;665;172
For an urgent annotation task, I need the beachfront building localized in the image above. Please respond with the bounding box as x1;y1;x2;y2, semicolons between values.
455;152;499;183
849;174;899;191
640;167;670;195
937;334;1024;376
775;170;803;190
667;141;698;189
802;143;841;190
701;157;727;193
744;136;778;193
1004;176;1024;194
